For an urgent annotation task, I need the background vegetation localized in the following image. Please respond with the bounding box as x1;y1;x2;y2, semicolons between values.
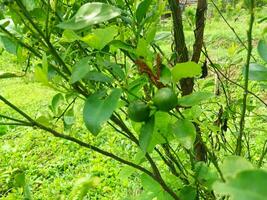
0;0;267;199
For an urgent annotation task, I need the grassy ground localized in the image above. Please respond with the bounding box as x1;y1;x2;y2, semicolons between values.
1;5;267;200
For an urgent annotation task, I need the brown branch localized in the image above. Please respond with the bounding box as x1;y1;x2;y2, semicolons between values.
192;0;207;63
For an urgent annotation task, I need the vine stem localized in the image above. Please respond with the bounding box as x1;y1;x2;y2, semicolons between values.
235;1;255;156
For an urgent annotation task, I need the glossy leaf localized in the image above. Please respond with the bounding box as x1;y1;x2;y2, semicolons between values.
258;39;267;62
214;170;267;200
51;93;64;114
195;162;219;190
84;71;113;83
83;89;122;135
179;186;197;200
57;3;121;30
177;92;214;107
172;61;202;82
70;58;91;84
139;117;154;153
82;26;118;50
136;0;151;23
0;36;17;54
220;156;253;180
61;30;81;43
247;63;267;81
172;119;196;149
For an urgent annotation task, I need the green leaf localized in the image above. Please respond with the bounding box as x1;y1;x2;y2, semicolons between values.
258;40;267;62
159;65;172;85
146;23;157;44
83;88;122;135
139;117;154;153
140;173;162;193
136;0;151;23
82;26;118;50
220;156;253;180
172;119;196;149
0;36;18;55
195;162;219;190
179;186;197;200
0;126;8;137
247;63;267;81
172;61;202;82
177;92;214;107
213;170;267;200
57;3;121;30
51;93;64;114
64;108;75;126
70;57;91;84
84;71;113;83
22;0;37;11
34;65;49;85
60;30;81;43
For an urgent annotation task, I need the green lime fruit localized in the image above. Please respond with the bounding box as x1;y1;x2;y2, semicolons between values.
153;87;177;111
128;100;150;122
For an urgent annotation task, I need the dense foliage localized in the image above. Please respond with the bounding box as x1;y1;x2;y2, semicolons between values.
0;0;267;199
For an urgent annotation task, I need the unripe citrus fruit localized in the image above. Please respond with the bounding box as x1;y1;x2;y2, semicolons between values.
128;100;150;122
153;87;177;111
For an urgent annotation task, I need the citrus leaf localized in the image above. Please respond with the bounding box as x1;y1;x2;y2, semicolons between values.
83;88;122;135
70;57;91;84
220;156;253;180
136;0;151;23
258;39;267;62
177;91;214;107
57;3;121;30
213;170;267;200
247;63;267;81
172;61;202;82
60;30;81;43
84;71;113;83
82;26;118;50
139;117;154;153
172;119;196;149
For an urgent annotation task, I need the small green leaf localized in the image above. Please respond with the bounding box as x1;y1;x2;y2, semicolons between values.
220;156;253;180
82;26;118;50
57;3;121;30
177;92;214;107
172;119;196;149
141;173;162;194
159;65;172;85
0;126;8;137
51;93;64;114
70;57;91;84
172;61;202;82
61;30;81;43
179;186;197;200
64;108;75;125
84;71;113;83
34;65;49;85
247;63;267;81
136;0;151;23
83;88;122;135
213;170;267;200
0;36;18;55
195;162;219;190
258;40;267;62
139;117;154;153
